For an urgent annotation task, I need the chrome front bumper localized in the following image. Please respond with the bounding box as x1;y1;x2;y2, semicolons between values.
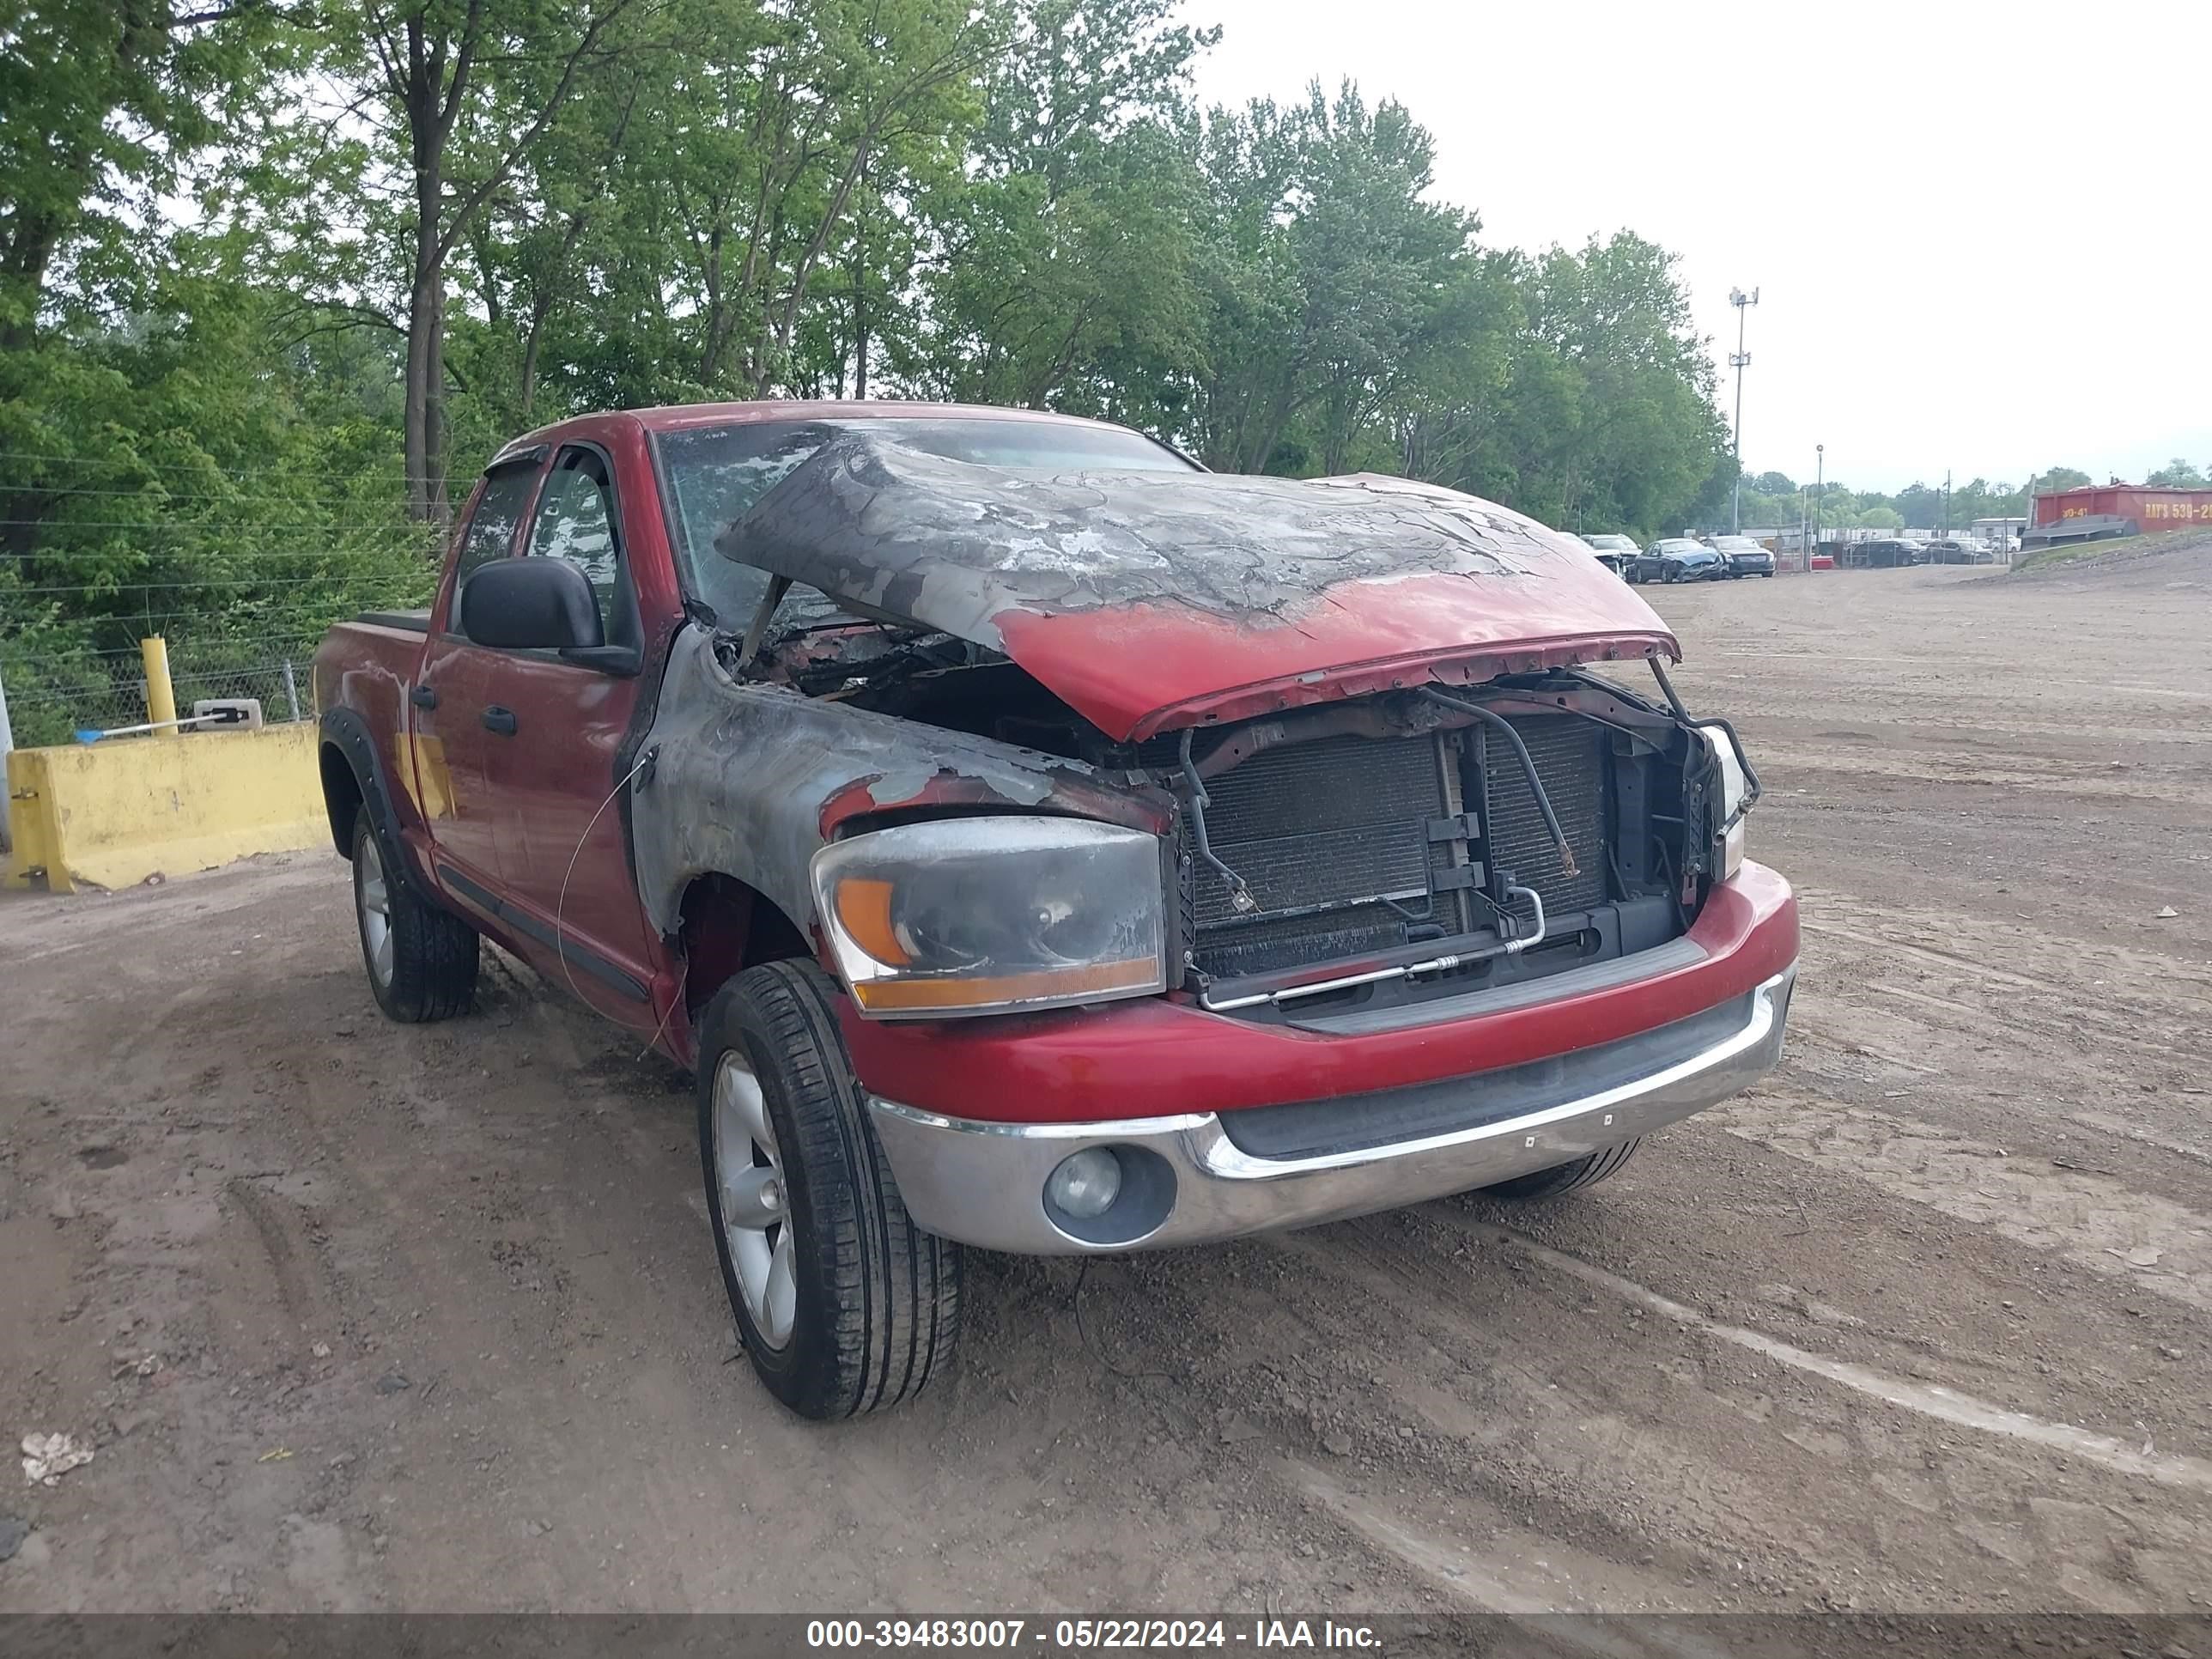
868;967;1795;1255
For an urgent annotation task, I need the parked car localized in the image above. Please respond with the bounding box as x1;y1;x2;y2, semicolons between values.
1705;535;1777;578
1583;532;1639;578
1627;538;1726;584
1559;531;1623;577
1849;538;1925;568
1922;538;1993;565
314;402;1795;1419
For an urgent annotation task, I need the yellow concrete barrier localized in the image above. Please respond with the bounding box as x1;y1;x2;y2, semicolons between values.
3;724;325;893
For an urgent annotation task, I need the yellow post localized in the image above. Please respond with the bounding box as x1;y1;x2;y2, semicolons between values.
142;635;179;737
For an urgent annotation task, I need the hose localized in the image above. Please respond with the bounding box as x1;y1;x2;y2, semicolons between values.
1420;690;1579;878
1177;726;1258;914
1649;658;1764;816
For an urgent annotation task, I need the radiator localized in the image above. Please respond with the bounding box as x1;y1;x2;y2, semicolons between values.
1480;715;1610;917
1182;717;1609;980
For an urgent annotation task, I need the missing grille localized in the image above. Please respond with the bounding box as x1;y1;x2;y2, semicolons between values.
1176;713;1615;981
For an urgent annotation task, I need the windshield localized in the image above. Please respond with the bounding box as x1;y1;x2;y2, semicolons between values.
1711;538;1758;550
1656;540;1708;555
653;416;1197;626
1585;534;1637;551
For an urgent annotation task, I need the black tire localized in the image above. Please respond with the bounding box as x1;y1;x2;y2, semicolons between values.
1761;570;1774;578
1480;1139;1641;1200
696;960;962;1419
1662;566;1680;584
351;811;477;1022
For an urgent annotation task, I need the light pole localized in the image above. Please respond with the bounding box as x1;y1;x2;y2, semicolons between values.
1729;286;1759;533
1814;443;1825;562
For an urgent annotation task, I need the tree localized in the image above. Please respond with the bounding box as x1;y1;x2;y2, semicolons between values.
635;0;997;405
1188;83;1475;476
325;0;650;526
0;1;299;354
919;0;1213;421
1397;234;1724;537
2146;458;2209;489
1893;482;1942;526
7;1;1761;732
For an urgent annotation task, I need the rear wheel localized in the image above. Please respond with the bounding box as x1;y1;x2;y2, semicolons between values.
1480;1139;1641;1200
697;960;962;1419
351;813;477;1022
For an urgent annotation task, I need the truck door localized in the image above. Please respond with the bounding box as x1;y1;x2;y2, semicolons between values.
411;455;547;899
482;442;659;1022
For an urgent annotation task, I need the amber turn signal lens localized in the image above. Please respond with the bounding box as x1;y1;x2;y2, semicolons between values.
833;877;909;966
849;956;1160;1013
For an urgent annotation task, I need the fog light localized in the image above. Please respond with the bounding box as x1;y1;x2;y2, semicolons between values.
1045;1148;1122;1218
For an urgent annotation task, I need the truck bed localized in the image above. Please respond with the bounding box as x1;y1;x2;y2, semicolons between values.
356;607;431;633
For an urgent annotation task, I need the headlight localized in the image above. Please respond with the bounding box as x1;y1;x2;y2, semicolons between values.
1698;726;1749;878
811;817;1168;1018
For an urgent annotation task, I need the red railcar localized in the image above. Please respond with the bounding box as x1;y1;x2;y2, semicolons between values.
2027;484;2212;544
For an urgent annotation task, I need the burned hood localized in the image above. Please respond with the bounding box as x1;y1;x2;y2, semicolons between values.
717;434;1676;741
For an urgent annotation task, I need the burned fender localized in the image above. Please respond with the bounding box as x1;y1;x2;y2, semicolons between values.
628;629;1171;939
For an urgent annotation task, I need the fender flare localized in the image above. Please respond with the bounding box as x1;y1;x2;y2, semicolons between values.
319;707;440;901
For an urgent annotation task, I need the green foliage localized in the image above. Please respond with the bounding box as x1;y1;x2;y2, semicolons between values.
1728;469;2094;532
5;0;1764;738
2146;458;2210;489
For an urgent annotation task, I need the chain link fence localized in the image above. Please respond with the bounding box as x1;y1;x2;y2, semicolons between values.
0;447;445;756
1;636;325;747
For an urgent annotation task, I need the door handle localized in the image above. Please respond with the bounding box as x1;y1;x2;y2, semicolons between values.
481;705;518;736
410;685;438;710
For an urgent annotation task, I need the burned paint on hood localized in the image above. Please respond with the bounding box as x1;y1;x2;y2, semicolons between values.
715;432;1678;742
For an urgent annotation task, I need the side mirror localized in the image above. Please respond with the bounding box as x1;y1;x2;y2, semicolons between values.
459;557;605;652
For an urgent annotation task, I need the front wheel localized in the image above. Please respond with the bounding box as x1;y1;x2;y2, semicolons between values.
1662;566;1680;584
697;960;963;1419
1480;1139;1641;1200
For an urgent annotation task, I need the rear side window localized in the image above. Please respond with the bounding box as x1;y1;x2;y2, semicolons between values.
453;462;543;588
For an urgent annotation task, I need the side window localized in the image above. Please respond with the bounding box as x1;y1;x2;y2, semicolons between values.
526;451;619;628
453;461;543;592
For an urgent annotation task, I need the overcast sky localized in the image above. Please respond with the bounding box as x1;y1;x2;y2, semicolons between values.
1184;0;2212;493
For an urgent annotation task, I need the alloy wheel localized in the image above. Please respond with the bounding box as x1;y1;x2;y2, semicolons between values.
356;835;394;988
711;1048;796;1348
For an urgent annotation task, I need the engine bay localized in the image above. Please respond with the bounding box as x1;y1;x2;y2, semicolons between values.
732;605;1749;1019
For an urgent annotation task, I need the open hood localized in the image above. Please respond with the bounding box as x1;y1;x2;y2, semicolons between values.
717;434;1677;742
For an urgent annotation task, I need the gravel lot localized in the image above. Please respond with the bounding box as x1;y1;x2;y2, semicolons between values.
3;550;2209;1620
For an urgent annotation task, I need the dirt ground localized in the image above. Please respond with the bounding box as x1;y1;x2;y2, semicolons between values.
3;550;2209;1621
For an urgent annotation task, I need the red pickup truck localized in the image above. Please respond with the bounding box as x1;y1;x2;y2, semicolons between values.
314;401;1797;1419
